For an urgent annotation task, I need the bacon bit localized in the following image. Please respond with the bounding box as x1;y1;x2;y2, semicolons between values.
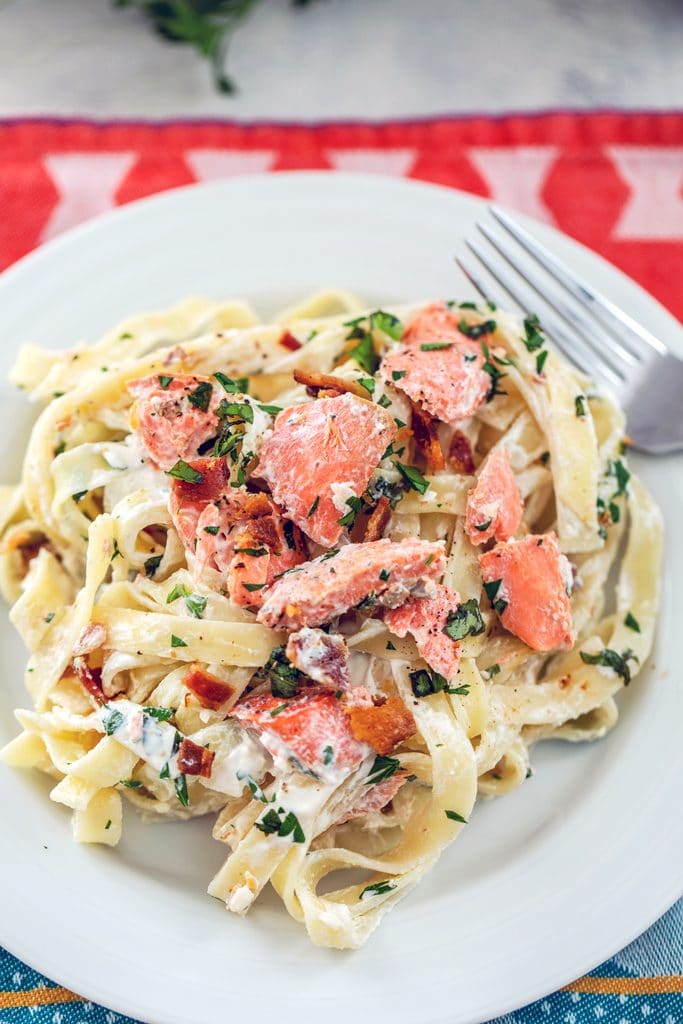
285;628;351;691
448;430;475;474
279;331;302;352
293;369;369;400
344;695;415;756
335;772;407;825
411;405;445;473
177;737;215;777
73;657;105;707
73;622;107;658
363;496;391;542
184;666;235;710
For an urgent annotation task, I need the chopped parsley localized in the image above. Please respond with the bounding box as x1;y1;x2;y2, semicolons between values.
421;341;452;351
53;440;66;457
484;663;501;679
242;582;267;592
445;809;468;823
348;331;379;374
379;568;391;581
119;778;142;789
187;381;213;411
144;554;162;578
459;319;496;339
261;646;303;699
624;612;641;633
143;706;175;722
44;612;55;624
366;754;401;785
214;372;248;394
410;667;465;698
170;634;188;648
608;458;630;497
167;583;190;604
483;578;508;615
357;377;375;395
204;525;220;535
323;745;334;766
174;774;189;807
101;706;125;735
394;461;429;495
521;314;545;352
255;807;305;843
481;342;507;400
370;310;404;340
72;490;88;504
234;546;268;557
307;496;320;518
377;393;392;408
105;819;112;830
269;703;288;718
540;451;550;465
158;374;173;389
474;518;492;532
535;349;549;375
258;403;282;415
392;369;407;381
338;495;363;528
443;599;485;641
217;399;253;424
110;539;123;562
386;640;396;651
185;593;207;619
360;880;396;899
579;647;638;685
575;395;587;417
166;460;204;484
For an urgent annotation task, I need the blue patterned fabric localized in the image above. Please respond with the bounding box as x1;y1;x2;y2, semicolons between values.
1;899;680;1023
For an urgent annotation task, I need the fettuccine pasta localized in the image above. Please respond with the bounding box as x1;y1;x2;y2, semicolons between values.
0;291;661;949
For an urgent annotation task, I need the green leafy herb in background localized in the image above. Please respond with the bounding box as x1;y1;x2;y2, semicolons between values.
114;0;321;94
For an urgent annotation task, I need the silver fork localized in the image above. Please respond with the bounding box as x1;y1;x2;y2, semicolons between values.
456;206;683;454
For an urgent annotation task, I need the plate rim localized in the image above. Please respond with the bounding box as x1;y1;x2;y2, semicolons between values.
0;170;681;1024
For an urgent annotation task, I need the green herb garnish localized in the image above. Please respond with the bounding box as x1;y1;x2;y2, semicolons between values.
443;599;485;641
580;647;638;685
394;461;429;495
624;612;641;633
187;381;213;411
144;554;163;578
166;460;204;484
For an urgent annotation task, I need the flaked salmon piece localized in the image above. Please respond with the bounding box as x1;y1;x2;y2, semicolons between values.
465;448;523;546
343;695;416;756
380;302;490;424
230;688;368;775
168;456;233;550
384;582;463;680
128;374;223;470
257;538;446;630
228;517;305;609
334;772;407;826
285;628;351;691
479;533;575;652
256;393;397;547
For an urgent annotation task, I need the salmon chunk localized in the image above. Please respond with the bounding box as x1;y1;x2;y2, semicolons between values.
285;628;351;691
384;582;462;680
465;448;523;546
479;533;575;652
257;538;446;630
380;303;491;424
230;688;368;775
128;374;223;470
257;393;397;547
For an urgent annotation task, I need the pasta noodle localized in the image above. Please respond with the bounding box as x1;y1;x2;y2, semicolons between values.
0;291;661;949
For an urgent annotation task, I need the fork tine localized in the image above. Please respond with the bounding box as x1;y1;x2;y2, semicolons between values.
489;205;668;357
454;256;506;309
465;239;624;389
477;222;639;371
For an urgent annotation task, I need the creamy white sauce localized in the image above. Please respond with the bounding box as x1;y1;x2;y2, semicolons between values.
330;481;358;513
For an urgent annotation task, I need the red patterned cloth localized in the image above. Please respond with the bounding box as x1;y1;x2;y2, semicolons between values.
1;113;682;318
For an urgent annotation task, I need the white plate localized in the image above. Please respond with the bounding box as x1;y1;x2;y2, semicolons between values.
0;173;681;1024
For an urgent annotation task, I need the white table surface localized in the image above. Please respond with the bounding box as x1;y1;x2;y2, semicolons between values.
0;0;681;120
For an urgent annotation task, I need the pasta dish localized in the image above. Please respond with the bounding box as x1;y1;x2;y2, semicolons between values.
0;291;662;949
